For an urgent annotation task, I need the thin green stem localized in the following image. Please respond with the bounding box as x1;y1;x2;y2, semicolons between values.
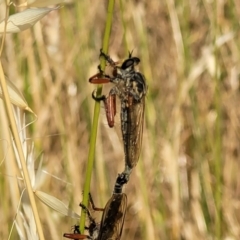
79;0;115;233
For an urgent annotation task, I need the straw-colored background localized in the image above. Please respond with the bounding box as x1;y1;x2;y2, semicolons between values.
1;0;240;239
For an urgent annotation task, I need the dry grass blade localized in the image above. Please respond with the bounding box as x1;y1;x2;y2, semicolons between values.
0;7;59;33
29;0;66;8
35;190;80;219
0;76;35;113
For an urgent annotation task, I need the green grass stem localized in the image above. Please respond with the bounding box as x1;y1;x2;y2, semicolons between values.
79;0;115;233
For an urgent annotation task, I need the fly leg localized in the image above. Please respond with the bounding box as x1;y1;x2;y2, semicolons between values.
89;71;110;83
79;202;96;225
64;223;92;240
88;193;104;212
72;225;80;234
92;89;116;128
99;49;117;68
63;233;91;239
78;202;98;239
105;92;116;128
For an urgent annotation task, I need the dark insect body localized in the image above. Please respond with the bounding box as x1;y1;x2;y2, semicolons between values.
63;175;128;240
89;50;147;173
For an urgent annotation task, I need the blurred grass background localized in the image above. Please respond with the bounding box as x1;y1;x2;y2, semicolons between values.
1;0;240;239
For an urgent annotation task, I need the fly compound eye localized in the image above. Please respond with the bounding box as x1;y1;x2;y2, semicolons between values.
121;57;140;70
132;57;140;66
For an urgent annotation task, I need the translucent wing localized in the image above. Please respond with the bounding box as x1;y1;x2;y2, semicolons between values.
98;193;127;240
122;72;146;169
124;97;145;169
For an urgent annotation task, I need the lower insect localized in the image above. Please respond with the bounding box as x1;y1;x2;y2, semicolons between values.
63;177;127;240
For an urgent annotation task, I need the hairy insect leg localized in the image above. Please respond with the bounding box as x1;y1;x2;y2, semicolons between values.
79;203;96;225
105;93;116;128
91;90;106;102
72;225;80;234
64;225;91;240
92;90;116;128
99;49;116;67
63;233;91;239
88;193;104;212
89;72;110;83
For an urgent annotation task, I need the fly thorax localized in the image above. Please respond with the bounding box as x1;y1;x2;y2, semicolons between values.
115;68;126;79
115;81;128;100
129;81;143;101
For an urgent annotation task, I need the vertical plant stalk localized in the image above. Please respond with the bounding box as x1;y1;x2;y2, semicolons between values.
79;0;115;233
0;3;45;240
0;67;45;240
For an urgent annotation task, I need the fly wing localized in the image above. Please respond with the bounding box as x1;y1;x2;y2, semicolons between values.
98;194;127;240
114;194;127;239
124;96;145;169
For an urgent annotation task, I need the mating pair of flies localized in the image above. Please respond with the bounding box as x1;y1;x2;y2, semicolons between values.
64;50;146;239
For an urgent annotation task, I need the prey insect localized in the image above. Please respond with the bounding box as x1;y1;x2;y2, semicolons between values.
63;175;128;240
89;50;147;172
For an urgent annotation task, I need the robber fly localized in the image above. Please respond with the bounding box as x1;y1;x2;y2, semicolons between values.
63;175;128;240
89;50;147;173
